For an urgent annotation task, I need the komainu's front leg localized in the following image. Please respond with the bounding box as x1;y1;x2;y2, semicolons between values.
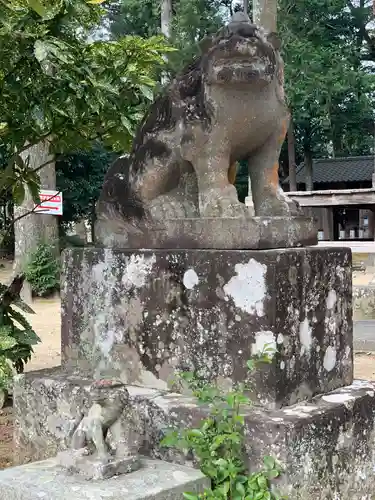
249;116;302;217
71;421;87;450
194;140;252;218
90;419;110;461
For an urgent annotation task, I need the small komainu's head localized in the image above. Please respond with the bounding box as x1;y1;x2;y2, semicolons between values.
200;12;283;89
90;379;129;410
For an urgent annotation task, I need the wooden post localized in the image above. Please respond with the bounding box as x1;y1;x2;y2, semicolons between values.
304;150;313;191
322;207;334;241
288;119;297;191
369;209;375;241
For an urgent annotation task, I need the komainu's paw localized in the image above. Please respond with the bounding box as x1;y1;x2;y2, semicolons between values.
255;188;304;217
199;186;253;218
148;194;199;219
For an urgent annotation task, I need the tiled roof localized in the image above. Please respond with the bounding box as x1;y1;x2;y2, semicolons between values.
282;156;375;185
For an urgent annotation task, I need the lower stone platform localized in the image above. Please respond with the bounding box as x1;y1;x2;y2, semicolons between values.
0;457;209;500
13;368;375;499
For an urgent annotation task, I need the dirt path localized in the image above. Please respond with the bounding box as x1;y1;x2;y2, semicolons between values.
22;297;61;372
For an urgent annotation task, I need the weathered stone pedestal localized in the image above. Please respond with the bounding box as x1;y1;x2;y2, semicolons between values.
6;245;375;499
61;247;352;409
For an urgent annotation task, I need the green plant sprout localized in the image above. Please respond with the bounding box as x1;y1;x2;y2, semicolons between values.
161;344;286;500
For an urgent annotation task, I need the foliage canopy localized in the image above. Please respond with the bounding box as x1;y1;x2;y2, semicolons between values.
0;0;171;208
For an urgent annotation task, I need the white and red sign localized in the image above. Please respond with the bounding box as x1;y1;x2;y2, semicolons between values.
34;190;63;216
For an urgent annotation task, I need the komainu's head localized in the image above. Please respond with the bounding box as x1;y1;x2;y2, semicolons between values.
200;12;282;88
89;379;129;409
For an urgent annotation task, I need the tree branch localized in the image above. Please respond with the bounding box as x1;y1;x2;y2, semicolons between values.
32;158;55;175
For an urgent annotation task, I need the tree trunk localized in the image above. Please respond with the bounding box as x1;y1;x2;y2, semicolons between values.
160;0;172;84
252;0;277;31
13;140;58;301
161;0;172;38
248;0;277;212
243;0;249;14
288;118;297;191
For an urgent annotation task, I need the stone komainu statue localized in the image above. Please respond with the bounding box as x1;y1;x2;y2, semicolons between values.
95;12;300;246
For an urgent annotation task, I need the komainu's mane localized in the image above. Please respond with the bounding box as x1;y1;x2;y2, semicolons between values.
131;54;213;155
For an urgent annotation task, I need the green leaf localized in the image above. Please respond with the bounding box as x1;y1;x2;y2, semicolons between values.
12;183;25;205
8;308;34;332
0;334;17;351
235;475;248;484
139;84;154;101
34;40;49;62
266;469;280;479
11;329;41;346
213;458;228;468
160;429;179;448
120;115;133;134
0;356;13;390
14;155;25;171
188;429;204;439
233;414;245;425
0;122;8;135
235;482;246;496
27;181;41;205
0;162;14;193
28;0;48;17
13;297;35;315
247;359;255;371
183;493;199;500
28;0;63;20
257;475;268;490
263;456;276;470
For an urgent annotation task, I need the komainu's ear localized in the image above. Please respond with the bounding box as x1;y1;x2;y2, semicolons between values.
267;32;282;51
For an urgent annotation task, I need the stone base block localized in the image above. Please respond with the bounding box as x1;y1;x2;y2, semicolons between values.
244;379;375;499
99;216;317;250
62;246;352;409
0;458;209;500
57;449;140;480
13;370;375;499
13;368;201;466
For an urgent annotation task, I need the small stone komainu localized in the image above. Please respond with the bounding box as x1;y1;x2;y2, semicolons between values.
58;378;140;480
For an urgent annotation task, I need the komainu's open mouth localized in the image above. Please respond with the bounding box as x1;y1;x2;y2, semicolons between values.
214;56;265;66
